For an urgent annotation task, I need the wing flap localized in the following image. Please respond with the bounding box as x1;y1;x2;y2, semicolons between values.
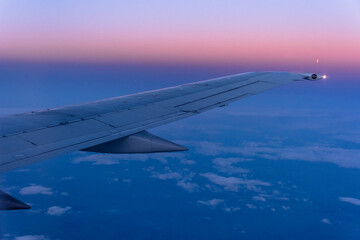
83;131;188;153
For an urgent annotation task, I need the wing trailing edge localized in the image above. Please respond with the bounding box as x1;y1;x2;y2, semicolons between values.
82;131;188;154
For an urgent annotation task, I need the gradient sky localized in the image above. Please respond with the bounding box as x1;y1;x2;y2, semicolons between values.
2;2;360;239
0;0;359;69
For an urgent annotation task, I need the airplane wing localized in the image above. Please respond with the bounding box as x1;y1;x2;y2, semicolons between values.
0;72;324;174
0;71;325;209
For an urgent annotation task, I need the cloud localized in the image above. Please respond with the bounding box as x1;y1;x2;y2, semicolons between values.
335;134;360;144
14;235;49;240
191;140;360;169
180;159;196;165
256;193;289;201
151;172;182;180
61;177;73;181
73;154;121;165
246;203;257;209
190;141;238;156
263;146;360;169
212;157;251;174
73;153;149;165
282;205;290;210
239;144;360;169
321;218;331;225
339;197;360;206
72;152;185;166
279;146;360;168
150;152;186;164
224;207;241;212
19;185;53;195
47;206;71;216
177;179;199;192
252;196;266;202
223;108;323;118
149;168;199;193
201;173;271;192
197;199;224;207
122;178;132;183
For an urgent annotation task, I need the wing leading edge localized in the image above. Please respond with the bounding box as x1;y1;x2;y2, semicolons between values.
0;72;324;173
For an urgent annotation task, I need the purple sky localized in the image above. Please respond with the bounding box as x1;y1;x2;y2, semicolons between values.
0;0;359;72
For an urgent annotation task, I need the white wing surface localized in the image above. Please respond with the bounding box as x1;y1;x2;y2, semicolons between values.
0;72;324;172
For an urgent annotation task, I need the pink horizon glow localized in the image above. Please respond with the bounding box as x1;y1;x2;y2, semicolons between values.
0;0;359;70
1;30;358;67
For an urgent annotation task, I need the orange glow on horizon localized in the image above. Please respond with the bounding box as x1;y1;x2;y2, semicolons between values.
0;28;359;68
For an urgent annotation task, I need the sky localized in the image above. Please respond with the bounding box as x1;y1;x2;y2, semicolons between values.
1;1;360;239
0;0;359;70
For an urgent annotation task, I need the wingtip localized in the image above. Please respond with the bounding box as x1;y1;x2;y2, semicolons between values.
302;73;326;81
9;202;31;210
173;145;189;152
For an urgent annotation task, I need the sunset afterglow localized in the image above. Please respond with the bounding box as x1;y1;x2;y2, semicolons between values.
0;0;359;69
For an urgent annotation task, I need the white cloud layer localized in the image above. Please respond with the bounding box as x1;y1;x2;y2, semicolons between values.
197;199;224;207
151;170;199;192
72;152;186;166
191;140;360;169
282;205;290;210
73;153;149;165
180;159;196;165
321;218;331;224
246;203;257;209
201;173;271;192
19;185;53;195
14;235;49;240
151;172;182;180
212;157;251;174
339;197;360;206
177;179;199;192
47;206;71;216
